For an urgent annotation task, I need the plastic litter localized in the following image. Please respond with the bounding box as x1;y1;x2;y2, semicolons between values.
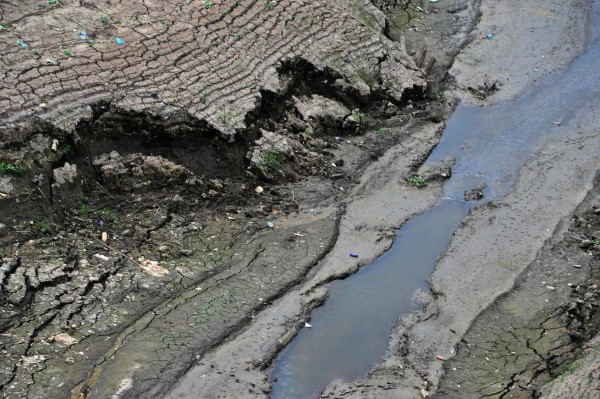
267;221;274;228
255;185;264;194
485;33;494;39
304;322;313;328
77;31;88;40
349;253;359;258
49;0;57;4
115;37;126;46
17;40;28;48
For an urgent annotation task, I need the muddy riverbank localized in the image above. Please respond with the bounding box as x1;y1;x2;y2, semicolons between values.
1;0;598;398
0;1;449;398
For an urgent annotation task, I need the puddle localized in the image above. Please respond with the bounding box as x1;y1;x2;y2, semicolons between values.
269;4;600;398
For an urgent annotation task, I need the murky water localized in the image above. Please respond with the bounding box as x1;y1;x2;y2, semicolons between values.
269;4;600;398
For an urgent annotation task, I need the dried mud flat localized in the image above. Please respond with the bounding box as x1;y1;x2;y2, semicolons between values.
0;1;599;399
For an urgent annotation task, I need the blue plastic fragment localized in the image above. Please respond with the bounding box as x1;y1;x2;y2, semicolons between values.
78;31;88;40
485;33;494;39
17;40;29;48
349;253;359;258
115;37;125;46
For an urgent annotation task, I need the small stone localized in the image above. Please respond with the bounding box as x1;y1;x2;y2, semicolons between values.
209;179;223;189
48;332;78;346
65;357;75;364
255;186;264;194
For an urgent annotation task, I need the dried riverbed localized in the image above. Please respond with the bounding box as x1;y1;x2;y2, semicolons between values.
1;0;599;399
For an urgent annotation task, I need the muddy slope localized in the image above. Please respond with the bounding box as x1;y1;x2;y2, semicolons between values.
0;1;443;398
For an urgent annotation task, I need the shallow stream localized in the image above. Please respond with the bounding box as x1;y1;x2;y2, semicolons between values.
269;3;600;398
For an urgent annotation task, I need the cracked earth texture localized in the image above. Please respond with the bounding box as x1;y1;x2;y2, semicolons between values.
435;173;600;399
0;1;438;398
0;198;339;398
0;0;424;138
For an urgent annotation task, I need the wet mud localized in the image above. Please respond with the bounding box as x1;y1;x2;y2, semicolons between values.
1;0;598;398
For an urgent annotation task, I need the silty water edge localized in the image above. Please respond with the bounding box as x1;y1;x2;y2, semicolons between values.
269;4;600;397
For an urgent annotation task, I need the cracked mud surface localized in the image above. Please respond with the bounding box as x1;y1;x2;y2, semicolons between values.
1;1;446;397
2;0;599;398
0;190;339;398
0;0;424;137
436;174;600;398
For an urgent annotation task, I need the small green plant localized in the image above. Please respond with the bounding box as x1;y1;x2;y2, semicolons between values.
197;88;211;103
0;162;23;175
378;127;389;134
204;1;214;9
164;165;183;180
100;15;110;25
234;59;242;68
79;204;90;215
264;152;284;170
33;221;53;235
435;91;447;101
356;66;378;87
356;113;375;128
64;49;74;56
0;21;11;30
265;2;275;11
408;176;428;188
217;107;236;127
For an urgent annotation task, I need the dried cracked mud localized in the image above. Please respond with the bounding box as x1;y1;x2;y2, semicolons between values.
1;0;599;398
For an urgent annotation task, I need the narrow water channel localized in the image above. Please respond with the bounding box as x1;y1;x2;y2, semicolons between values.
269;5;600;398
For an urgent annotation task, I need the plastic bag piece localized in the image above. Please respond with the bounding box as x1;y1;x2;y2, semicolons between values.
78;31;88;40
115;37;126;46
349;253;359;258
